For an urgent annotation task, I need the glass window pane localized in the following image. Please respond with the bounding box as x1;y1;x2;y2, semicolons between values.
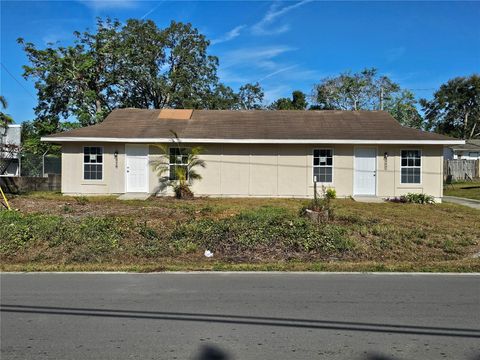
313;158;319;166
314;150;319;158
326;157;332;166
169;165;177;180
325;167;332;182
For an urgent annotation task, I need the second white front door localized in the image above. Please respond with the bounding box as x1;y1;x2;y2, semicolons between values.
354;148;376;196
126;145;149;193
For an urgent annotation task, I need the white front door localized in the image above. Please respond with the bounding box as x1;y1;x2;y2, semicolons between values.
125;145;149;193
354;148;376;196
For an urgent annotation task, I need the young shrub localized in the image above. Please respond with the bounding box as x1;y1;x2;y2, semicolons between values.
325;188;336;199
302;185;335;221
150;131;206;199
385;193;435;204
404;193;435;204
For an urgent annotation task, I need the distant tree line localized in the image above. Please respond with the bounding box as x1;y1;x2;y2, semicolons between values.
7;18;479;154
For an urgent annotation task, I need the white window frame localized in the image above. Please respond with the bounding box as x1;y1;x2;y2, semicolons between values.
83;146;104;181
168;147;189;181
400;149;422;185
312;148;334;184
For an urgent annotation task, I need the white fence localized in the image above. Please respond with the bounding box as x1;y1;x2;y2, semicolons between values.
444;159;480;180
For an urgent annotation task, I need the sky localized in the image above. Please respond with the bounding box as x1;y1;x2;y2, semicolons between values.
1;0;479;123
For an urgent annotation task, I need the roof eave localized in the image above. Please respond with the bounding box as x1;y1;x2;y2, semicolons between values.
41;137;465;145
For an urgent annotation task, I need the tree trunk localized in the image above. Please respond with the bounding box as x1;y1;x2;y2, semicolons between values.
95;99;102;115
464;111;469;139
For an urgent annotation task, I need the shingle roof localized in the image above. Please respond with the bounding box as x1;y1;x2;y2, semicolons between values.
449;140;480;151
43;109;461;143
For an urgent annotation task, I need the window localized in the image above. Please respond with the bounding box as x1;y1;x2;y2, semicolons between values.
83;147;103;180
169;147;189;180
401;150;421;184
313;149;333;183
468;152;479;158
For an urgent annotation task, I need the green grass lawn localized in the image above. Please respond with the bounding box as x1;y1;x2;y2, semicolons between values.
1;193;479;272
444;181;480;201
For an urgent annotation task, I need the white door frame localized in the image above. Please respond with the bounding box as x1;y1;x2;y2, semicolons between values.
353;146;377;196
125;144;149;193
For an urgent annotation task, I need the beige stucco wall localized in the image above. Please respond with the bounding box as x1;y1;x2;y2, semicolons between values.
61;143;444;200
61;143;125;195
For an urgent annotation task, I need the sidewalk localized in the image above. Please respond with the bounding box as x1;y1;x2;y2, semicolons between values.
443;196;480;210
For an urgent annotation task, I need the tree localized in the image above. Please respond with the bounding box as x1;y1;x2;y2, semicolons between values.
270;90;308;110
19;18;260;132
312;68;399;111
205;84;238;110
151;132;206;199
384;90;423;129
421;75;480;139
0;95;14;127
237;82;264;109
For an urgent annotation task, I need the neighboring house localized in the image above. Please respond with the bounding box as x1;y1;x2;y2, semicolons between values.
444;140;480;160
42;109;463;202
0;124;21;177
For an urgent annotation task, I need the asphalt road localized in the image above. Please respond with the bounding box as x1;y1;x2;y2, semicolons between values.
1;273;479;360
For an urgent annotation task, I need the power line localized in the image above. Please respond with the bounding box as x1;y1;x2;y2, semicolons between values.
0;62;36;99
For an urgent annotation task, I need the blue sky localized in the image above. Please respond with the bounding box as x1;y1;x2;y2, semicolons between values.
1;0;479;123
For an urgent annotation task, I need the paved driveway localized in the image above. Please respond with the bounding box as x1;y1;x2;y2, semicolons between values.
443;196;480;209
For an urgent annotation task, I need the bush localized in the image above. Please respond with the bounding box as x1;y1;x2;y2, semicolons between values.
326;188;337;199
0;211;128;261
170;207;352;255
404;193;435;204
385;193;435;204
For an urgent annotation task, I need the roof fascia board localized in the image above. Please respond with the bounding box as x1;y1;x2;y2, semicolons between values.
41;137;465;145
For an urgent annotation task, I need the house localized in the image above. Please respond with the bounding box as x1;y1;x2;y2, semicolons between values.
444;139;480;160
41;109;464;202
0;124;21;177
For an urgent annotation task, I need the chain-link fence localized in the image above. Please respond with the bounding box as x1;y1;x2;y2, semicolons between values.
20;153;61;177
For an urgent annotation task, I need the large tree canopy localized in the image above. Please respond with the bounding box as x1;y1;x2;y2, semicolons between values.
312;68;423;128
270;90;308;110
421;75;480;139
18;18;262;134
384;90;423;129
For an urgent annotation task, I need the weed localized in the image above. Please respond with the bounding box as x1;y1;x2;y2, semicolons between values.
74;196;89;205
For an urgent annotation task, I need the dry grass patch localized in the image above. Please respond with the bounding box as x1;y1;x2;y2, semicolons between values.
1;193;479;271
444;182;480;201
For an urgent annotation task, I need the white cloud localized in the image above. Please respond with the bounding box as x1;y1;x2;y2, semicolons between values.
252;0;312;35
258;65;298;82
78;0;138;11
141;2;164;20
211;25;247;45
221;45;295;70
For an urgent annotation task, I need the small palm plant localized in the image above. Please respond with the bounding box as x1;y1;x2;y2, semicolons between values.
151;131;206;199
